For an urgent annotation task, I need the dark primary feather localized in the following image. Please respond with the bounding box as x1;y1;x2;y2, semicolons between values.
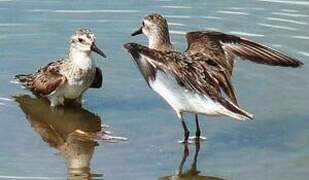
185;30;304;105
15;60;66;95
125;43;157;83
124;43;252;119
189;52;238;105
186;31;303;68
124;43;216;97
185;32;238;104
90;67;103;88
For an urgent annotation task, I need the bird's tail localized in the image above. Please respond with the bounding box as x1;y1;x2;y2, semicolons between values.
218;98;254;121
14;74;34;88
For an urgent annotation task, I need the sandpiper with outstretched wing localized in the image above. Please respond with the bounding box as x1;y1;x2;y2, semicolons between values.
127;13;303;143
15;28;106;107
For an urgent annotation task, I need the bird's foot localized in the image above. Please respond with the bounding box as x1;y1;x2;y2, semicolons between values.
101;123;110;128
177;139;194;144
189;136;208;142
100;134;128;142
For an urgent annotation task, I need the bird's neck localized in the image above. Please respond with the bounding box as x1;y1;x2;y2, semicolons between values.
148;33;173;51
69;48;94;70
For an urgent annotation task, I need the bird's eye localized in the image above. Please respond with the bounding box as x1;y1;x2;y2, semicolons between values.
142;21;145;26
78;38;84;43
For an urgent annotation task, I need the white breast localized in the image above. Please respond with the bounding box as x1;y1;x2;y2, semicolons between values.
65;69;95;99
53;59;95;100
149;71;225;116
59;50;96;99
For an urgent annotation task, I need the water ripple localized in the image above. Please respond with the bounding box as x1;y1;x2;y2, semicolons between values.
258;23;298;31
258;0;309;5
164;15;191;19
0;97;13;101
216;10;249;15
229;31;265;37
270;44;283;48
267;17;307;25
54;9;139;13
298;51;309;57
0;97;13;107
0;23;28;26
202;16;224;20
228;7;245;10
291;35;309;40
169;30;186;35
0;175;62;179
27;9;139;13
168;22;187;27
251;7;266;11
69;19;110;23
205;27;222;31
162;5;191;9
272;12;309;18
282;9;299;13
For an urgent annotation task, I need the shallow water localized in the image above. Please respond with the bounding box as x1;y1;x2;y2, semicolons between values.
0;0;309;179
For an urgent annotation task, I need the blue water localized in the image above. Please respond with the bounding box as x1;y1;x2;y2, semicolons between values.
0;0;309;179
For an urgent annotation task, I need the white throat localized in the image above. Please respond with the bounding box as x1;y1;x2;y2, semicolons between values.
148;35;173;50
148;36;158;49
69;48;94;70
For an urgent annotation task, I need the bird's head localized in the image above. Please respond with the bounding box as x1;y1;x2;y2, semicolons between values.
70;28;106;58
132;13;169;41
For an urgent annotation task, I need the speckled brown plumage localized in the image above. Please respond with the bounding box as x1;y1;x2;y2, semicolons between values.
186;31;304;69
124;43;252;119
134;14;304;106
15;28;105;106
128;13;304;142
15;60;67;95
15;59;103;95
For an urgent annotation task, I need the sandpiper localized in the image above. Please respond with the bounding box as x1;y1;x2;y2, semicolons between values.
126;14;303;143
15;28;106;107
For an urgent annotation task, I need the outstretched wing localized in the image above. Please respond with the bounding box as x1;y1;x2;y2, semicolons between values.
90;67;103;88
185;31;303;68
15;61;67;95
124;43;226;101
124;43;252;119
188;52;238;105
185;32;239;104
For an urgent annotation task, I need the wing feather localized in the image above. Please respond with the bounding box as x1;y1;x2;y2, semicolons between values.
15;61;67;95
32;71;66;95
186;31;303;68
90;67;103;88
125;43;227;101
124;43;252;119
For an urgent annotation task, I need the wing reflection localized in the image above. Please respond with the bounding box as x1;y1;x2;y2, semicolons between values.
159;143;225;180
14;95;103;180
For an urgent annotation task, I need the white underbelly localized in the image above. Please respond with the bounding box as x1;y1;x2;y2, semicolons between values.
63;85;87;99
149;71;224;116
62;78;92;99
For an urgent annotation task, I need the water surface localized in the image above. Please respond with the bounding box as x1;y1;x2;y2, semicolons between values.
0;0;308;179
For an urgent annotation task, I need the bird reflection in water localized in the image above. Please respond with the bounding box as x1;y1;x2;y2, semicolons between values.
14;95;126;180
160;143;225;180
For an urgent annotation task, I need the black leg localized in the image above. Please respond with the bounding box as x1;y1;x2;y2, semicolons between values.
195;114;201;139
181;119;190;143
177;143;189;175
192;140;200;169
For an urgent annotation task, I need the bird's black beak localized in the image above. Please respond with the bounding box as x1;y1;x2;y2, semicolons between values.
131;26;143;36
91;43;106;58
